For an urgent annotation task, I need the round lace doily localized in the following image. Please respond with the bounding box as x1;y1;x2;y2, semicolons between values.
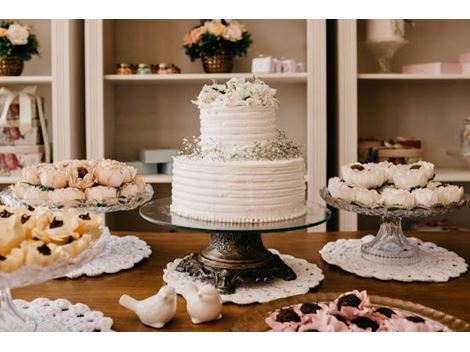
63;235;152;278
163;249;324;305
320;235;468;282
13;297;113;332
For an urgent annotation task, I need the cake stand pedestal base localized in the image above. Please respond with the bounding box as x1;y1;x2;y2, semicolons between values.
176;232;297;294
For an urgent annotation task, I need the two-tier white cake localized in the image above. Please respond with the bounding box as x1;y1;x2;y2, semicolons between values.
170;78;306;223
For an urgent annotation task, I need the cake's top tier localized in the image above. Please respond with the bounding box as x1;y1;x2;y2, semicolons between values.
194;77;279;147
200;105;277;147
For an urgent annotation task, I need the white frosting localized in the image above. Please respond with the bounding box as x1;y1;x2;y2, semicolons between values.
171;156;306;223
200;105;277;147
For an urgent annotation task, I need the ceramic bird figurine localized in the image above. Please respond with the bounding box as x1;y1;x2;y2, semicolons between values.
119;285;177;329
181;283;223;324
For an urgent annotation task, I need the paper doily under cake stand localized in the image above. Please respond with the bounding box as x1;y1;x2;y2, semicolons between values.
63;235;151;278
163;249;324;305
13;298;113;332
320;235;468;282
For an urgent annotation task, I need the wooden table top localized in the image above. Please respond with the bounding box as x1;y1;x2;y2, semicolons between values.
13;231;470;332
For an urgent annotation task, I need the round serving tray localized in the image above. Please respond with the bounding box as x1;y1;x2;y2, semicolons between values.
231;292;470;332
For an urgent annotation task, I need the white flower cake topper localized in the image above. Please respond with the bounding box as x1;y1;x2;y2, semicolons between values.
193;77;279;109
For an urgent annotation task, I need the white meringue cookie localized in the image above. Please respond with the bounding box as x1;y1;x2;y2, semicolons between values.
412;161;435;180
48;188;85;207
38;165;68;189
22;164;42;185
328;177;356;202
412;188;439;208
341;163;387;189
391;168;429;191
435;185;464;205
119;177;146;199
381;187;415;209
354;188;383;208
85;186;118;205
21;185;50;202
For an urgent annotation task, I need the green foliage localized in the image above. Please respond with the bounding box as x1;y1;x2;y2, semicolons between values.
0;21;39;61
185;31;252;61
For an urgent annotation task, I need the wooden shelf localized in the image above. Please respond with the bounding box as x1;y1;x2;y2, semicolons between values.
0;76;52;85
358;73;470;80
104;72;308;84
0;175;21;184
140;174;172;183
435;167;470;182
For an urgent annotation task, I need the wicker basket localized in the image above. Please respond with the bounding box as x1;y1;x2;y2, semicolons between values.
0;57;24;76
201;52;234;73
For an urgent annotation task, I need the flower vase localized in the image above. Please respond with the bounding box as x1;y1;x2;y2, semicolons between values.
0;57;24;76
201;52;234;73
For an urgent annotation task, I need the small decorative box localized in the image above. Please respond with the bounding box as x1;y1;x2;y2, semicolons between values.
461;63;470;74
251;56;275;74
459;52;470;64
0;144;44;176
125;161;158;175
139;149;179;164
402;62;462;74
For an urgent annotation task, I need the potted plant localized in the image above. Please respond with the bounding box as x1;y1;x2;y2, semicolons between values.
183;20;252;73
0;21;39;76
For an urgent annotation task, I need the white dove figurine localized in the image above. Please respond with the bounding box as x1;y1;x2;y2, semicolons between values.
119;285;177;329
181;283;223;324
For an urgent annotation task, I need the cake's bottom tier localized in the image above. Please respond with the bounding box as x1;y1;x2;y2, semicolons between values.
171;157;307;223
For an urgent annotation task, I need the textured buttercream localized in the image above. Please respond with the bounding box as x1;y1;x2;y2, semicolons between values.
171;156;306;223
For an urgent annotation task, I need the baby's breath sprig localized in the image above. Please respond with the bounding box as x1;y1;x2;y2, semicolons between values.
178;130;302;161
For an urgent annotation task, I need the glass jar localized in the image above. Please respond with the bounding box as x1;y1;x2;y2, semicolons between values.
136;63;152;75
155;63;181;74
461;117;470;156
116;63;134;75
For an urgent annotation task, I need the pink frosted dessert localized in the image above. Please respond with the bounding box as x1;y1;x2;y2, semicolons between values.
264;290;451;332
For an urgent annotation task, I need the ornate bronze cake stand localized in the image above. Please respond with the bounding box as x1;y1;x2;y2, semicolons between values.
140;198;330;294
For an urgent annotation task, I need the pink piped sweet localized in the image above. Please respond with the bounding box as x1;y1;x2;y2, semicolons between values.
329;290;371;321
378;316;449;332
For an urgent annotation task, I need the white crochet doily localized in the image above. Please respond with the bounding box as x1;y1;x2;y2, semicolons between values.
63;235;152;278
12;297;113;332
320;235;468;282
163;249;324;305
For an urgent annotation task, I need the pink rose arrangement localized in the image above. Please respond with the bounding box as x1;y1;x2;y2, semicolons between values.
183;20;252;62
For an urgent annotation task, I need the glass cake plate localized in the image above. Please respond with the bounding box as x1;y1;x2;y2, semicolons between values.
320;187;470;265
0;184;154;214
140;197;331;293
0;227;110;331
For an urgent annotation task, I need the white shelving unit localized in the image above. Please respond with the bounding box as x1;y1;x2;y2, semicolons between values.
0;76;52;84
337;19;470;230
85;19;327;230
104;72;308;84
0;20;85;185
358;73;470;80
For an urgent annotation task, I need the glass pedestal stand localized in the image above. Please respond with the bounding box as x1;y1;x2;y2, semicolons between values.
140;198;330;294
320;188;470;266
